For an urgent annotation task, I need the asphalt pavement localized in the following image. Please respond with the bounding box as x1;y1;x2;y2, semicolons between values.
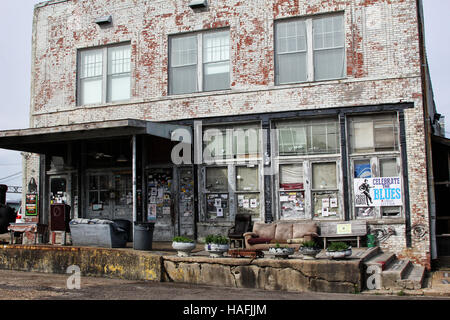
0;269;448;301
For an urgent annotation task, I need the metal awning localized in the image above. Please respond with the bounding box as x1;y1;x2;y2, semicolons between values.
0;119;192;154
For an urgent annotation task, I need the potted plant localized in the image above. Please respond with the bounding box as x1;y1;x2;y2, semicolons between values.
204;235;230;258
172;236;196;257
269;242;295;259
326;242;352;259
299;240;322;260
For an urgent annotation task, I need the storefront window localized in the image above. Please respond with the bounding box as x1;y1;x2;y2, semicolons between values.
206;167;229;192
203;124;260;160
88;175;110;206
312;162;340;219
277;118;339;156
205;167;229;220
349;114;399;154
279;164;305;219
380;158;401;217
203;128;232;160
349;113;402;220
114;174;132;206
236;166;260;217
236;166;259;191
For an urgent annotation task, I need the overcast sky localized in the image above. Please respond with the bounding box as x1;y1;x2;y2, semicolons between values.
0;0;449;201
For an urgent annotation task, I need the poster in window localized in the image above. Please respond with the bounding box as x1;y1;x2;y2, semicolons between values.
354;163;372;179
280;191;305;218
313;192;338;218
354;177;402;207
148;204;157;221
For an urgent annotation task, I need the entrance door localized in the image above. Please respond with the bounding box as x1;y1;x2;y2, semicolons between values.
85;172;133;221
112;172;133;222
86;173;114;220
178;167;195;238
147;168;175;241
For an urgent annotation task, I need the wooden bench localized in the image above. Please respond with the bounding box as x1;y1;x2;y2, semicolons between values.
319;221;367;249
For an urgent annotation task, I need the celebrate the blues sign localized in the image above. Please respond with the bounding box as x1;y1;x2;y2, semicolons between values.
354;177;402;207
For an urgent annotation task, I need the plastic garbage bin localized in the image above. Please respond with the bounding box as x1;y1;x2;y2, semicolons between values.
113;219;132;242
133;222;155;251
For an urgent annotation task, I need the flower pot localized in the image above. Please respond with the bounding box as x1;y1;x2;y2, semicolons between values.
269;247;295;259
205;243;230;258
300;247;321;260
172;241;196;257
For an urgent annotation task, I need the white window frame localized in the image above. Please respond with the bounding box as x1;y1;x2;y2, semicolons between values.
77;43;131;106
275;13;346;85
169;29;230;95
348;113;404;221
273;117;343;221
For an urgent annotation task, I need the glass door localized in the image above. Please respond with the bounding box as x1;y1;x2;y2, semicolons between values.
86;173;114;220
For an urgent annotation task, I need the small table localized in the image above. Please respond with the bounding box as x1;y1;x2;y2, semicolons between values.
7;223;48;245
228;249;264;259
229;237;245;249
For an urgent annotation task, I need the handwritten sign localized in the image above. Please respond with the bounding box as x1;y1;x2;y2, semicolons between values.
336;224;352;235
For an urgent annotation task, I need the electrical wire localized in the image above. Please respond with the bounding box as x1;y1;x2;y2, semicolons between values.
0;171;22;181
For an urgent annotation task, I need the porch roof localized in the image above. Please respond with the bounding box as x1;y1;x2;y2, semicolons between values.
0;119;191;154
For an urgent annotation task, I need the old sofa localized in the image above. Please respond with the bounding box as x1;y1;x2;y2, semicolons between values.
244;221;319;251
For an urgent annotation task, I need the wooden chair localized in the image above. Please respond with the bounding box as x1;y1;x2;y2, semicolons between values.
228;214;252;249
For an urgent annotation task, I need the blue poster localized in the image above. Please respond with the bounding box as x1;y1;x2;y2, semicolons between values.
354;163;371;179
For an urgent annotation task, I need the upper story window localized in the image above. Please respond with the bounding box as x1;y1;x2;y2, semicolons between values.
275;14;345;85
78;43;131;106
169;30;230;95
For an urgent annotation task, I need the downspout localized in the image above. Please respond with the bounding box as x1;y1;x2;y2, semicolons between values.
132;135;137;243
416;0;438;261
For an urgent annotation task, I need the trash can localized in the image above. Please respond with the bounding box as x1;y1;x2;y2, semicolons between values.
113;219;132;242
133;222;155;251
367;234;376;248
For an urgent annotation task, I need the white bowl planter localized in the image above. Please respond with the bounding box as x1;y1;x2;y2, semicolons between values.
299;247;322;260
172;241;196;257
205;243;230;258
326;247;352;259
269;247;295;259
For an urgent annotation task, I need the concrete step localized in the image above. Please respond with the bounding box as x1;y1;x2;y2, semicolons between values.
396;264;426;290
364;251;397;271
381;259;412;289
356;246;381;262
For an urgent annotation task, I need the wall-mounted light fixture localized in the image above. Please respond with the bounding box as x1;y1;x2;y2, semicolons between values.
189;0;208;9
95;15;113;25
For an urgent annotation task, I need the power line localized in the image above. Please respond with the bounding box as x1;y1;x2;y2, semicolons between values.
0;171;22;181
0;176;22;184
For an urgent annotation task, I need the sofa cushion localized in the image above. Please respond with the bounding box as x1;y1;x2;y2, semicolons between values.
274;223;293;241
248;237;272;245
253;223;276;239
270;239;288;244
287;238;306;244
292;223;318;238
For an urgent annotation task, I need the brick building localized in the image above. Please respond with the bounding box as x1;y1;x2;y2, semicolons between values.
0;0;446;269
